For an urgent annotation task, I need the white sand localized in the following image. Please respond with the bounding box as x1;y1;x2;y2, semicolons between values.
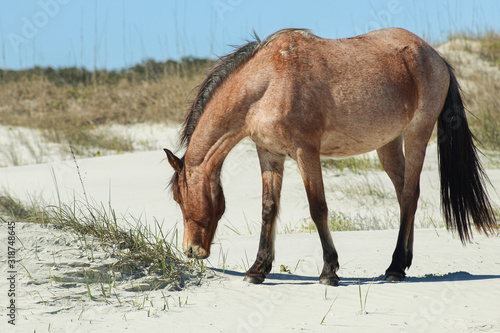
0;124;499;332
0;38;499;333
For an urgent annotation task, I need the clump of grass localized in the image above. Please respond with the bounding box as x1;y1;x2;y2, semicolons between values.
0;196;31;219
0;194;202;290
303;211;360;232
328;211;360;231
44;127;134;155
321;156;382;174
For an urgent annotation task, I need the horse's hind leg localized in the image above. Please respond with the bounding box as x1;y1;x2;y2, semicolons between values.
296;146;340;286
244;147;285;284
377;134;405;205
384;124;435;281
377;135;409;280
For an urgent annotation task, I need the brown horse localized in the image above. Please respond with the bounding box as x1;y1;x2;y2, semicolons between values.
164;28;497;285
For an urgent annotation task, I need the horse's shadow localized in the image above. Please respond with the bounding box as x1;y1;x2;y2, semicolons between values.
209;268;500;286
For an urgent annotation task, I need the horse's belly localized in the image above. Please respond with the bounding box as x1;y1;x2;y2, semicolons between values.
319;96;413;157
319;126;402;158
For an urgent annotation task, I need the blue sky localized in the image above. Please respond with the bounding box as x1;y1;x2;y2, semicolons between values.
0;0;499;70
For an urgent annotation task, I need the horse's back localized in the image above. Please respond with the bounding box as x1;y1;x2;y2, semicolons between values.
245;28;449;158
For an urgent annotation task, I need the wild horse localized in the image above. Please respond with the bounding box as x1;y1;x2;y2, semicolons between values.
165;28;497;285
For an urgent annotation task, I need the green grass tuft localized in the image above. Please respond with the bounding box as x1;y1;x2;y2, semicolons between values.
0;193;203;290
321;156;382;174
303;211;360;232
328;211;360;231
0;196;31;219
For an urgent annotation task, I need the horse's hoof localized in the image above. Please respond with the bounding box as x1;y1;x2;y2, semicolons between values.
319;277;340;286
385;273;405;282
243;276;265;284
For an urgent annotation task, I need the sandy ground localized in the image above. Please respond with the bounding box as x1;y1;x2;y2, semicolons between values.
0;124;499;332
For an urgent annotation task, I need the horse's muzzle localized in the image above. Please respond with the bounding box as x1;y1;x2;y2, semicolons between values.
184;244;209;259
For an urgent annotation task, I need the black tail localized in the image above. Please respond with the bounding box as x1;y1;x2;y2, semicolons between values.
437;59;497;243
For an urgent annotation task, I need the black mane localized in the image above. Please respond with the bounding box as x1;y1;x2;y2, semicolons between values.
169;33;261;191
179;28;315;148
179;34;262;148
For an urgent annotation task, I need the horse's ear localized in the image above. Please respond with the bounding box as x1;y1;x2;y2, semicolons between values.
164;149;183;172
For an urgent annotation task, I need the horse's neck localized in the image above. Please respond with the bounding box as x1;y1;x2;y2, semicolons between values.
184;108;246;179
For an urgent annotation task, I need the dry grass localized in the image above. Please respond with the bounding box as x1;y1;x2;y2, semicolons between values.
0;60;212;151
452;30;500;66
442;31;500;151
0;73;197;125
466;74;500;151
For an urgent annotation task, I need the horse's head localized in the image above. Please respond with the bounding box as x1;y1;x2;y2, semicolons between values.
164;149;225;259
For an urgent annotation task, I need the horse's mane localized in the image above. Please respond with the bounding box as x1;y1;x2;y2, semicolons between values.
178;28;315;148
169;29;315;191
179;34;261;148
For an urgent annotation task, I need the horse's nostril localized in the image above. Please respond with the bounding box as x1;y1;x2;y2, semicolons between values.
185;246;195;258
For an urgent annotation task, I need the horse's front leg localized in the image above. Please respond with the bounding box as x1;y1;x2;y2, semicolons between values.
296;146;340;286
244;147;285;284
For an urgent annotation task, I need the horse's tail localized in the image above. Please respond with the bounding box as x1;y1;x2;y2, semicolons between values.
437;59;497;243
